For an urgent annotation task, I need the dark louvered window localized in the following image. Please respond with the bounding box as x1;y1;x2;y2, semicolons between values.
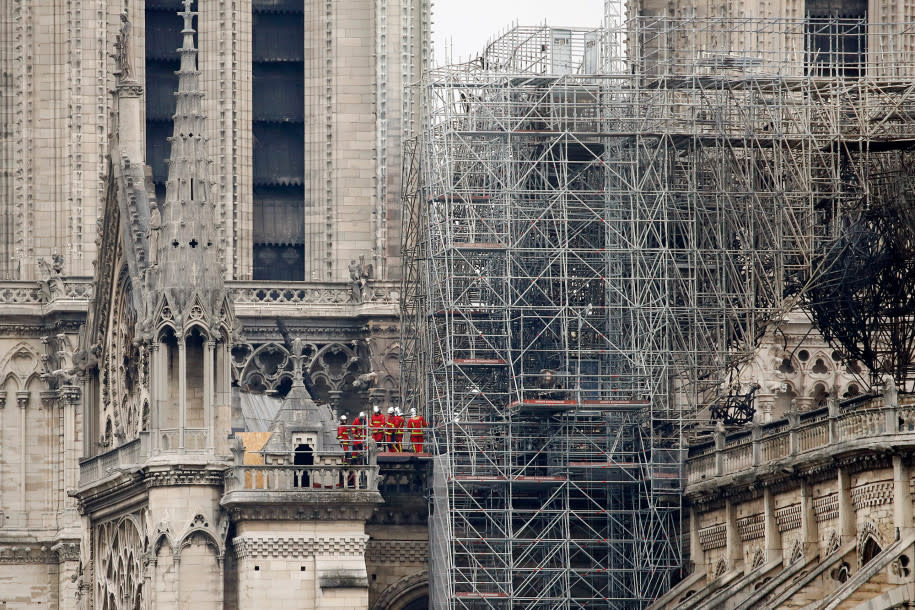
252;3;305;281
145;1;184;202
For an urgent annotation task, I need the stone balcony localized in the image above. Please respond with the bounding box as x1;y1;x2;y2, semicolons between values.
224;464;380;493
78;433;149;487
686;394;915;495
221;462;384;522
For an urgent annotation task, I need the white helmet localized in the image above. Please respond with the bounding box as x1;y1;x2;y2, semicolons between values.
373;404;381;414
340;414;347;422
387;406;395;414
410;408;417;416
359;411;366;418
395;407;402;416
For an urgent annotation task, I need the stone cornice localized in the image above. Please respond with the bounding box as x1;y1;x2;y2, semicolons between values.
72;469;147;518
232;534;369;559
0;541;79;564
222;496;380;523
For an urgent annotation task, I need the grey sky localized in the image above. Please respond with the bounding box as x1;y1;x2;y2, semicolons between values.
432;0;605;64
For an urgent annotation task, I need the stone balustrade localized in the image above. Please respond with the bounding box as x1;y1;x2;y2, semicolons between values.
79;434;148;486
687;395;915;486
226;279;399;307
225;464;381;493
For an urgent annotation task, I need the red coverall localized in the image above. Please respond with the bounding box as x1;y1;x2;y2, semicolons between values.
351;416;365;457
370;412;387;445
389;414;405;451
406;415;428;453
337;424;350;452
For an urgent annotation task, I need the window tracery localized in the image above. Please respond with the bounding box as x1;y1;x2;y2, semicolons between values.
95;515;147;610
101;270;150;447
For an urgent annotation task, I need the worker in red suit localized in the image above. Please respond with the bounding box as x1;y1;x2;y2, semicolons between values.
351;411;366;463
370;405;387;449
384;407;396;450
337;414;351;461
388;407;405;452
406;407;428;453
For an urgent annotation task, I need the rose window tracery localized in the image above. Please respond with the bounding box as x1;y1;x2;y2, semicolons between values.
101;271;149;446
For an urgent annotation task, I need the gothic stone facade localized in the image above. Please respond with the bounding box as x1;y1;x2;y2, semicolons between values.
0;0;430;608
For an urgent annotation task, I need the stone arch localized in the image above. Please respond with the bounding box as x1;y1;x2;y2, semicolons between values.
0;341;42;386
178;527;222;558
1;371;19;392
858;521;884;567
183;321;211;341
372;572;428;610
842;382;861;399
775;382;798;414
178;530;221;609
811;352;832;375
152;531;174;558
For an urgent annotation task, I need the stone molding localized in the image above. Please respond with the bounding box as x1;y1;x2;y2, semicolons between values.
813;493;839;522
144;467;226;488
223;503;377;523
698;524;726;550
851;481;893;511
232;534;369;559
776;504;801;532
0;542;73;564
736;513;765;542
366;540;428;564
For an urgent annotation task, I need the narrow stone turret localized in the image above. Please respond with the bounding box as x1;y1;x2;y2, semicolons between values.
144;0;234;455
153;0;225;329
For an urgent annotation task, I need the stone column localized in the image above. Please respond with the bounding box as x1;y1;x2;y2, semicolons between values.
150;344;160;452
62;386;80;509
689;506;706;572
726;499;742;570
179;341;187;450
17;390;29;513
837;467;855;547
116;83;144;162
893;455;913;538
53;541;81;609
800;482;818;559
764;487;782;563
0;391;5;501
204;341;214;452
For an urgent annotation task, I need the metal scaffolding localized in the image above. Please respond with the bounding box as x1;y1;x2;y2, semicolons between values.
402;17;915;608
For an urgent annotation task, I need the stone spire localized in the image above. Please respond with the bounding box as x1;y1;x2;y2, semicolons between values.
153;0;226;331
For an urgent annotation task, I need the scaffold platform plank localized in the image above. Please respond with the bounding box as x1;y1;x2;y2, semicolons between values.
452;358;507;365
454;592;510;599
451;242;506;250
